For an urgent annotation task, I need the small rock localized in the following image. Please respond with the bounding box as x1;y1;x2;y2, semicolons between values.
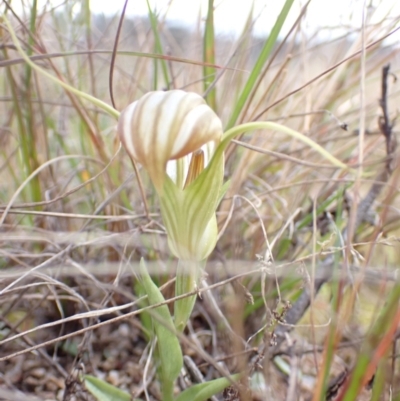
118;323;130;337
107;370;121;387
30;367;46;379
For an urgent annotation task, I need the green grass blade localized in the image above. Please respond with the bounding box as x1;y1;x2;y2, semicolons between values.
1;53;36;211
340;284;400;401
225;0;295;129
296;184;351;230
369;359;387;401
146;0;171;89
3;16;119;119
203;0;216;110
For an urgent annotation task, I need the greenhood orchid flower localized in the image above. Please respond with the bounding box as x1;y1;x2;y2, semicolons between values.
117;89;349;332
118;90;226;262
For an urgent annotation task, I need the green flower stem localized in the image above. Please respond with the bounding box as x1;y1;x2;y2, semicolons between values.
174;259;205;332
3;16;119;120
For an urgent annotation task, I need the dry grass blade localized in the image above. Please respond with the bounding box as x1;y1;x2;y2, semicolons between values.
1;2;400;401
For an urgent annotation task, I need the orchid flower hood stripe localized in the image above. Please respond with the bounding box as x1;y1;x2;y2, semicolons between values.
118;90;223;192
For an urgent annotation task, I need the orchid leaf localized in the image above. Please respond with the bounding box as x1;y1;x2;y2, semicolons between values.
138;259;183;386
84;375;132;401
175;374;240;401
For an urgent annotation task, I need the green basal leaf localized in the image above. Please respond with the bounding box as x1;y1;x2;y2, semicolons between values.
138;259;183;385
84;375;132;401
134;280;153;342
175;374;240;401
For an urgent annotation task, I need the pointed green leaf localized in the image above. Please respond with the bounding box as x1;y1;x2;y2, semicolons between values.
139;259;183;384
134;280;153;341
84;375;131;401
175;374;240;401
